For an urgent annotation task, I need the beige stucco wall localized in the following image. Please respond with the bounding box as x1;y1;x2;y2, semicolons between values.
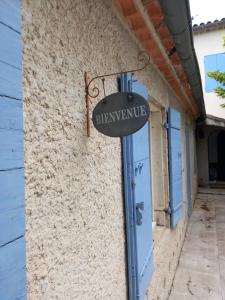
194;29;225;119
23;0;198;299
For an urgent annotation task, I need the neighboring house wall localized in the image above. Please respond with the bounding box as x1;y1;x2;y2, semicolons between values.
194;29;225;118
22;0;198;299
194;26;225;186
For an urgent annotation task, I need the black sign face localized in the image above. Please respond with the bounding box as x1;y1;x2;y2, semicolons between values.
92;92;150;137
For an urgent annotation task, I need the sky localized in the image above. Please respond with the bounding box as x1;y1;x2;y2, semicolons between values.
190;0;225;25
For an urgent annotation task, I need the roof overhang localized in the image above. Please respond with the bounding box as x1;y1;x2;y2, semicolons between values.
114;0;206;119
205;114;225;128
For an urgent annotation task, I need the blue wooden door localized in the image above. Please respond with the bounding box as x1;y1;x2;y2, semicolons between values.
185;127;192;217
121;74;153;300
167;108;183;228
0;1;26;299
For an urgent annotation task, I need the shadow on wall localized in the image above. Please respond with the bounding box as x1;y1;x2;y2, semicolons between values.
208;129;225;181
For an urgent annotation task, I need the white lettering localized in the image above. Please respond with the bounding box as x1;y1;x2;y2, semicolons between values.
126;108;134;119
101;113;104;124
96;115;101;125
109;112;116;122
133;106;140;118
121;109;128;120
95;105;147;125
140;105;147;116
104;113;109;124
115;110;121;121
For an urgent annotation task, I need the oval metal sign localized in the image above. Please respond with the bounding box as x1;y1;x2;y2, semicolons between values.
92;92;150;137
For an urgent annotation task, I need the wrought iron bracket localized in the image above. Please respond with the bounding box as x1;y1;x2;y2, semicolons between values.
84;51;150;137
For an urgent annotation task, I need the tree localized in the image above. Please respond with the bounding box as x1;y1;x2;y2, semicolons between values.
207;36;225;108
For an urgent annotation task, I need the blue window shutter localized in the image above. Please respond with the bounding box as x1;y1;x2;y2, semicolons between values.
0;1;26;299
217;53;225;71
168;108;183;228
121;74;153;300
185;127;192;217
204;53;225;93
204;54;217;93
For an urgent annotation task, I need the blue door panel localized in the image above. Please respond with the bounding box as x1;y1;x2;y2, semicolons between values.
131;82;149;162
134;158;152;269
0;97;23;130
0;129;23;170
123;137;137;300
0;169;24;211
0;61;22;99
0;1;26;298
0;23;22;68
0;237;25;276
121;74;153;300
0;208;25;246
0;270;26;300
132;122;150;163
168;108;183;228
0;0;21;32
134;158;153;299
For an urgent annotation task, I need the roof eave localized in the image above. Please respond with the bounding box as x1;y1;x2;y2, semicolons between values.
158;0;206;119
114;0;205;119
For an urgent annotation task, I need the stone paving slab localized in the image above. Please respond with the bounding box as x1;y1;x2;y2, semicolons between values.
169;189;225;300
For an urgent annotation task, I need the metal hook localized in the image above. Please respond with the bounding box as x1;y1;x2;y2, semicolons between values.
102;78;106;97
84;51;151;137
85;51;150;99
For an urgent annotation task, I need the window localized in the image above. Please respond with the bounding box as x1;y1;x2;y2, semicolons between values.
150;103;167;226
204;53;225;93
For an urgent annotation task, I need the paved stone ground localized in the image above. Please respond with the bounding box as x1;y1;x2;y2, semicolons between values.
169;189;225;300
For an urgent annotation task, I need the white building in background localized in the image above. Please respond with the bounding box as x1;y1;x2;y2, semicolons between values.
193;19;225;186
193;18;225;118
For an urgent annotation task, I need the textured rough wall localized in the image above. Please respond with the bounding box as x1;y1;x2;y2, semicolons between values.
23;1;129;299
149;217;188;300
23;0;196;299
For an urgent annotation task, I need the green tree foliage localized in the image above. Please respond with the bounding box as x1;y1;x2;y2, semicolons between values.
207;36;225;108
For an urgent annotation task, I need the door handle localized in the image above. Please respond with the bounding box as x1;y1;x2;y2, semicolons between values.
136;202;144;225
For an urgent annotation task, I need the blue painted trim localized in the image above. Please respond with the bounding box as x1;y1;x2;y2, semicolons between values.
121;74;154;300
121;73;138;300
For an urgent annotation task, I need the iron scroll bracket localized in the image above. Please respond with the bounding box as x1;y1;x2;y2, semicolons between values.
84;51;150;137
